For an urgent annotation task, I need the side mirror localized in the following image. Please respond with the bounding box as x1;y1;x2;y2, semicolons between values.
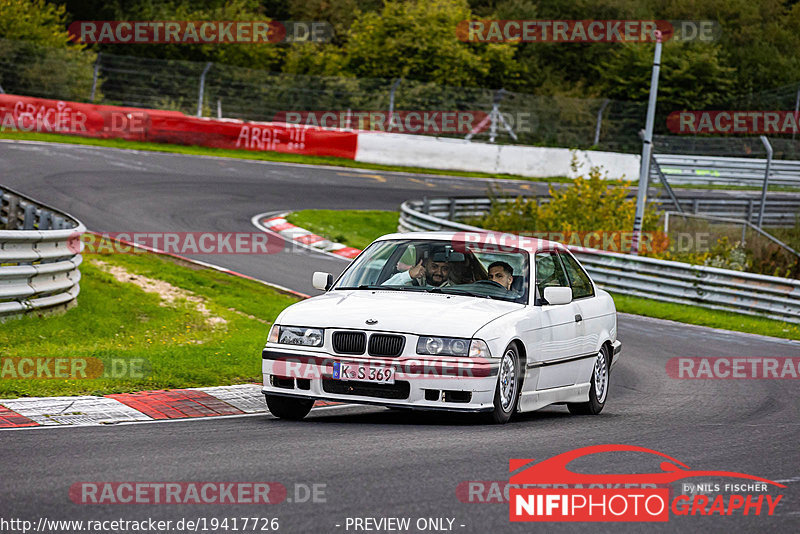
312;272;334;291
543;286;572;305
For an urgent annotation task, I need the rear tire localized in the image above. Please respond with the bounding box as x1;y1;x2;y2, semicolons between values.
568;345;610;415
265;394;314;420
489;344;521;424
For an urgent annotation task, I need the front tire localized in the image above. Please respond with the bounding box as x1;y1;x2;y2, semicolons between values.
568;345;610;415
490;344;521;424
265;394;314;420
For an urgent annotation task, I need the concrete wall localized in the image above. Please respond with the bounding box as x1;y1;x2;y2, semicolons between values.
355;131;641;180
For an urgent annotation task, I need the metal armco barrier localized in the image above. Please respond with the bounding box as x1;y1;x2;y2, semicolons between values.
652;154;800;187
0;185;85;321
399;198;800;324
406;195;800;228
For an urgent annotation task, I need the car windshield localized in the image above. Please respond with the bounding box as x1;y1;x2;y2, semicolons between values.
334;239;529;303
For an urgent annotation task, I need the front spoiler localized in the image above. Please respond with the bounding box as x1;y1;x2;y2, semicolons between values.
262;390;494;413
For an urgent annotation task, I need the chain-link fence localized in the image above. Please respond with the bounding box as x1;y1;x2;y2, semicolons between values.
0;39;647;152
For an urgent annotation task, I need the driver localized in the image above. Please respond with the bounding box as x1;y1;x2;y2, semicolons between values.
487;261;514;291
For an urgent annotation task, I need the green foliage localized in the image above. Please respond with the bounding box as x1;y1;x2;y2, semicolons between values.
593;41;736;111
473;165;660;238
0;0;98;100
338;0;520;87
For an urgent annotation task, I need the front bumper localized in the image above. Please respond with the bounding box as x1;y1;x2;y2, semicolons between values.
262;348;499;412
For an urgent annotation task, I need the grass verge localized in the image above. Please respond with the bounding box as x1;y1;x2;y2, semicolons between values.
287;209;400;250
288;209;799;341
0;130;570;183
0;245;299;398
611;293;799;340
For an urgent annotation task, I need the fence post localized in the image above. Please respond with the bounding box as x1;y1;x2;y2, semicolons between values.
757;136;773;228
593;98;610;146
388;78;402;130
217;99;222;119
196;62;213;117
90;53;101;102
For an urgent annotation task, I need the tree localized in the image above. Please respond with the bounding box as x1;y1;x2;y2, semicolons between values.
593;40;736;111
0;0;98;100
340;0;520;88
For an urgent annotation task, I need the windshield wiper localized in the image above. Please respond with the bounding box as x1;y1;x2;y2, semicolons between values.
425;286;510;301
337;285;422;291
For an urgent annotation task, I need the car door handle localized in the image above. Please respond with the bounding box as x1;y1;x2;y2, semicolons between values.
574;314;582;323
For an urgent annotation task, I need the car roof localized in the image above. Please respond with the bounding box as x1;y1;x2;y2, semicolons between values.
373;231;567;254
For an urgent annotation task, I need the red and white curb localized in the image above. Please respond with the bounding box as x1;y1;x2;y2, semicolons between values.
0;385;340;429
256;213;362;259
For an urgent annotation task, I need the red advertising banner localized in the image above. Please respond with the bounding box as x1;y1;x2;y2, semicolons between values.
0;94;358;160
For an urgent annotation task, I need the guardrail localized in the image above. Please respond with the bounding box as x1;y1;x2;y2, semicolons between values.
0;185;85;321
652;153;800;187
399;198;800;324
409;195;800;228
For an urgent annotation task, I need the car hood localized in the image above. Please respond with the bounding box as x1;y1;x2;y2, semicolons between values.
278;289;522;338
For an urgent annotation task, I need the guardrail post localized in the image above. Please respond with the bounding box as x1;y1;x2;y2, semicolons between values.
90;53;101;102
196;62;213;117
39;211;52;230
422;197;430;214
22;205;36;230
448;199;456;221
693;199;699;214
6;196;20;230
757;136;773;228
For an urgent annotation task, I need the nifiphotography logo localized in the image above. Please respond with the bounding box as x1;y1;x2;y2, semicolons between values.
508;445;785;522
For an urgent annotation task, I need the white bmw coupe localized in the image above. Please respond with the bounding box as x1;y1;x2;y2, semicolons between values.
262;232;621;424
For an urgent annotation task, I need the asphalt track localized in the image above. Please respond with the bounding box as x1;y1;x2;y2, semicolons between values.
1;140;799;533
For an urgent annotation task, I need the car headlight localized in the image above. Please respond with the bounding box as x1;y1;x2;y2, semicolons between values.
416;336;473;356
274;326;324;347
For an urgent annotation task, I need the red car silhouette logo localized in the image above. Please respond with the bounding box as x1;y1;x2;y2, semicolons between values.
510;444;785;487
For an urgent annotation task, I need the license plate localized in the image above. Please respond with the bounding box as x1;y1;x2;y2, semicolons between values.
332;361;395;384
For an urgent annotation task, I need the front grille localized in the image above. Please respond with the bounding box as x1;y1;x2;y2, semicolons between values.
332;331;366;355
322;379;410;400
368;334;405;357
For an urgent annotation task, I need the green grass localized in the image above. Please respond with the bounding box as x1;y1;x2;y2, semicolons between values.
287;209;400;250
0;246;299;398
0;130;570;184
611;293;799;340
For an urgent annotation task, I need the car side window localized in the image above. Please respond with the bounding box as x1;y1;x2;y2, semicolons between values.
560;253;595;299
535;252;569;299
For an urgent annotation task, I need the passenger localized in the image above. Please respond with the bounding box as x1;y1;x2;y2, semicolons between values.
487;261;514;291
